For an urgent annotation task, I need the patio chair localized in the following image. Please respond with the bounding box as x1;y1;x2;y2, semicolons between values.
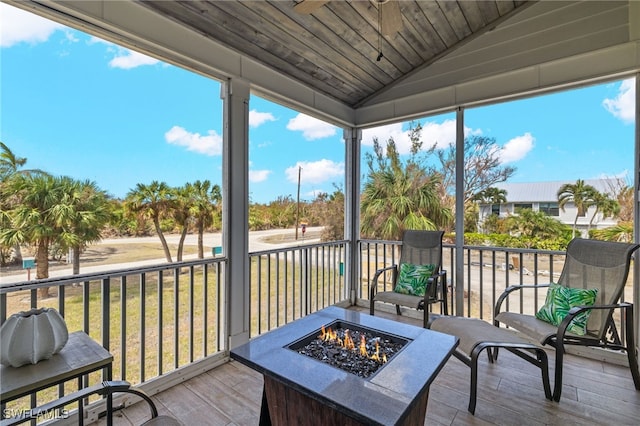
494;238;640;402
369;230;447;328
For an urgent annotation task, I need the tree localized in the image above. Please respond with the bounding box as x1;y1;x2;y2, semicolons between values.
472;187;508;233
557;179;597;238
188;180;221;259
505;208;572;243
319;187;344;241
361;124;452;240
604;179;634;223
591;222;633;242
0;175;99;297
1;175;61;286
0;142;50;265
0;142;49;181
588;191;619;232
172;185;193;262
125;181;175;262
57;177;112;275
472;187;507;204
436;135;516;205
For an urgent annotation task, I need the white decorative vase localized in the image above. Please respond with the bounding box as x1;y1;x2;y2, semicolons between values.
0;307;69;368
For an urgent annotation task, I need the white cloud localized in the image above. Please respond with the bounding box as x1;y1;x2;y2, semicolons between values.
286;114;337;140
0;3;65;47
361;120;482;154
165;126;222;156
362;123;410;151
603;78;635;124
500;132;534;163
249;110;276;128
88;36;159;69
249;169;271;183
109;50;160;69
285;159;344;184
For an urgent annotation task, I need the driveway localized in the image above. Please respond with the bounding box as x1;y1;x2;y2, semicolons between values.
0;227;323;286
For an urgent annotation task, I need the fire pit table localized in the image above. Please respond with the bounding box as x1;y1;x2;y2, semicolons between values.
230;306;458;426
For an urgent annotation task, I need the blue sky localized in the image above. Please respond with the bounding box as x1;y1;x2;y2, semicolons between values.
1;3;635;204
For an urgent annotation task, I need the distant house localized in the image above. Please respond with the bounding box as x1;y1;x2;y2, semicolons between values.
477;178;623;237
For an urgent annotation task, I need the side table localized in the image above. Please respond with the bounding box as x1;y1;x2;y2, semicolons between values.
1;331;113;425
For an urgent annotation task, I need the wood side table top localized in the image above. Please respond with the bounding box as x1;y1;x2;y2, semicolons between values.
1;331;113;402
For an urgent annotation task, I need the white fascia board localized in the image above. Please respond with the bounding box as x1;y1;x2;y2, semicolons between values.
355;40;640;127
19;0;356;127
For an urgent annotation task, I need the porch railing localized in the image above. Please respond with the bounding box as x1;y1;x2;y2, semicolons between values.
358;239;566;320
1;238;634;419
248;240;349;337
0;258;226;420
358;239;632;346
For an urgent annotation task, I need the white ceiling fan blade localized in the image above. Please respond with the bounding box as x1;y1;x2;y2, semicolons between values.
293;0;329;14
381;1;403;35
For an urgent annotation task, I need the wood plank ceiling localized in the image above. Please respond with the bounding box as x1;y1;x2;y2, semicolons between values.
140;1;531;108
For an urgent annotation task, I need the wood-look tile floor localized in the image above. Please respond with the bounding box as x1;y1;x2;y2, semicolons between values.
100;308;640;425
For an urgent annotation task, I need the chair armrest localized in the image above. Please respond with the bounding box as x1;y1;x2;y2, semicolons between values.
556;302;634;341
494;283;552;322
425;270;447;297
562;301;633;323
1;381;130;426
0;381;158;426
370;265;398;299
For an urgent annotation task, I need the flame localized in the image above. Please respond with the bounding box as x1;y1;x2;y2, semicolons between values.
343;330;355;350
359;335;367;356
319;325;388;364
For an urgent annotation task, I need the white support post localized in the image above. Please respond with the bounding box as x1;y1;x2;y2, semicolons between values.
221;78;251;349
344;128;362;304
455;107;465;316
634;73;639;351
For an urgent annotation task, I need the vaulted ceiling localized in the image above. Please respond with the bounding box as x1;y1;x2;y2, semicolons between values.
7;1;640;127
139;1;529;107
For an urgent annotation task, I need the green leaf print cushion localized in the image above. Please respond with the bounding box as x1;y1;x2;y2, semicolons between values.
393;263;436;297
535;283;598;336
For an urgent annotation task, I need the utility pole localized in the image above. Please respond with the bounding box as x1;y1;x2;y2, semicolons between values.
295;166;301;240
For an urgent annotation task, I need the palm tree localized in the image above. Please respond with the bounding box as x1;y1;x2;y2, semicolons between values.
188;180;221;259
125;181;175;263
505;208;571;243
472;187;507;204
0;175;79;297
557;179;598;238
0;142;50;264
56;177;112;275
472;187;507;233
361;135;452;240
588;192;620;233
172;185;193;262
0;142;49;181
591;222;633;242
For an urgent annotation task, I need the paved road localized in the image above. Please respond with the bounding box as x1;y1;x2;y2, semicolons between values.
0;227;324;285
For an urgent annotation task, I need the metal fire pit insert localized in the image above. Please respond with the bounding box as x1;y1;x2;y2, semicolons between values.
287;319;410;379
230;306;458;426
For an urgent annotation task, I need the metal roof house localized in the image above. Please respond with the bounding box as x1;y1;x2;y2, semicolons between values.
478;178;623;236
